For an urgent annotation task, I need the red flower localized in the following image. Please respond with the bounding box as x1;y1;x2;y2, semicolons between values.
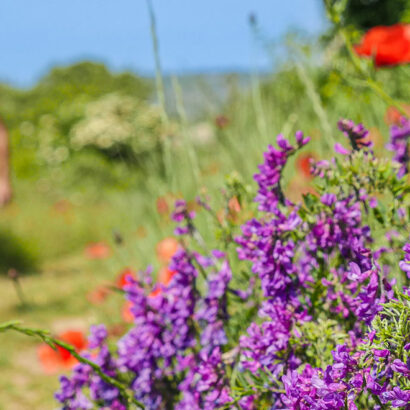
228;196;241;214
87;285;110;304
116;268;136;289
156;237;180;264
354;24;410;67
84;242;111;259
149;266;176;297
156;196;169;216
296;153;316;179
122;267;176;322
37;330;87;373
385;104;410;125
122;301;134;323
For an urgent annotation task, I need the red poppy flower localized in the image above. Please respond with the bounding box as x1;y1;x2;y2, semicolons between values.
116;268;136;289
217;208;225;224
354;24;410;67
156;196;169;216
149;266;176;297
385;104;410;125
87;285;110;304
37;330;87;373
122;267;177;322
122;301;134;323
296;153;316;179
156;237;180;264
228;196;241;214
84;242;111;259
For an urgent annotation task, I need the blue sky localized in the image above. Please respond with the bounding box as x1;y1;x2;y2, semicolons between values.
0;0;326;87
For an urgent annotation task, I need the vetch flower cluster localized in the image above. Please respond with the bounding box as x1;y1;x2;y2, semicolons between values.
387;116;410;178
55;121;409;409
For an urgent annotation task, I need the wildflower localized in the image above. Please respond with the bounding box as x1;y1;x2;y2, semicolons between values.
354;24;410;67
156;196;169;215
334;142;350;155
385;105;410;125
84;242;111;259
228;196;241;213
87;286;110;305
399;242;410;278
387;116;410;177
121;301;134;323
116;268;136;289
296;152;316;179
156;237;180;264
55;121;410;409
227;196;242;222
338;119;371;150
149;266;176;297
38;330;87;373
254;131;309;212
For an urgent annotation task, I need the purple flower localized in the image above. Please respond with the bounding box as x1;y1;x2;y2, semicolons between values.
334;142;350;155
387;117;410;177
254;131;308;212
399;242;410;278
88;324;107;349
321;193;337;207
373;349;390;358
381;387;410;408
391;359;410;376
338;119;372;150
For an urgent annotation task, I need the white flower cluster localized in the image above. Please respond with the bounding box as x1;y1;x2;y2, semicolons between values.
70;93;164;154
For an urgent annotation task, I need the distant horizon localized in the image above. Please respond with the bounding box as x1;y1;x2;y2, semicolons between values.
0;0;326;87
0;57;276;90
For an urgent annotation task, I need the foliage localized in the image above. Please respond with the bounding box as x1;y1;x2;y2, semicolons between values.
70;93;172;163
344;0;410;29
0;62;154;178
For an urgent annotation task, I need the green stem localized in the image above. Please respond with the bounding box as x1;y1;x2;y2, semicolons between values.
12;279;27;307
340;28;407;117
146;0;174;188
171;75;200;186
0;321;144;409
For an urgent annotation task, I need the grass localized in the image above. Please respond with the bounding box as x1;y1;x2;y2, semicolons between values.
0;255;125;409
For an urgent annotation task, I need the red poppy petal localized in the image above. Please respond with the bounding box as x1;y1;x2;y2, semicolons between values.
156;238;179;264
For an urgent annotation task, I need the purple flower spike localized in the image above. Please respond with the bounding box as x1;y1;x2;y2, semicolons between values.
334;142;350;155
373;349;390;358
387;117;410;177
321;193;337;207
338;119;371;151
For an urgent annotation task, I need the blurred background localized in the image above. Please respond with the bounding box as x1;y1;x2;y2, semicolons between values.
0;0;409;408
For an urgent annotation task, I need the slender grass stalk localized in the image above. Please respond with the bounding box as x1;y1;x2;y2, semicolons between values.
248;15;270;145
146;0;174;188
280;112;298;139
0;320;144;409
294;60;334;153
250;72;270;145
8;269;27;307
146;0;167;123
171;75;200;186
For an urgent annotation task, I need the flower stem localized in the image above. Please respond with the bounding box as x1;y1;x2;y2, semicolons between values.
0;321;145;409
